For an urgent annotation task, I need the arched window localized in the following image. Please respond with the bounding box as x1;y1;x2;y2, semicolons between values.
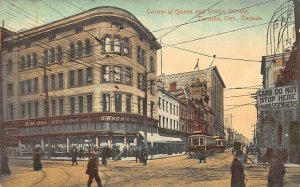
85;39;91;55
57;46;63;63
43;49;48;65
113;37;120;53
77;41;83;57
26;54;31;68
50;48;55;64
32;53;37;67
104;36;111;52
123;39;129;55
70;43;75;59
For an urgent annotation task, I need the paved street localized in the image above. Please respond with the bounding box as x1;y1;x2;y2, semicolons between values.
1;150;300;187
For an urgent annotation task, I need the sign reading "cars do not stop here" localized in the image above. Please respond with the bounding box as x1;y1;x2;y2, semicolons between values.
257;86;298;111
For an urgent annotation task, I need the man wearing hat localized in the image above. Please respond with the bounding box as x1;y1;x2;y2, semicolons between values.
86;148;103;187
231;150;246;187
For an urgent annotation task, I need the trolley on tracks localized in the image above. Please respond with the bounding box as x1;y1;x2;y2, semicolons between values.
187;133;226;157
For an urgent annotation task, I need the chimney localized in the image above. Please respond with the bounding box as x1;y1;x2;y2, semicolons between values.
170;82;177;92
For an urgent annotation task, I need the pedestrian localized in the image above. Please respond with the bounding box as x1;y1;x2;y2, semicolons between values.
102;147;107;166
267;152;286;187
198;151;206;163
79;147;84;159
86;149;103;187
1;152;11;174
71;147;78;166
33;147;43;171
231;150;246;187
135;147;140;163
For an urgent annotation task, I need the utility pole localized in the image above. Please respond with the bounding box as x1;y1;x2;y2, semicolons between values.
294;0;300;120
43;65;49;118
143;66;148;165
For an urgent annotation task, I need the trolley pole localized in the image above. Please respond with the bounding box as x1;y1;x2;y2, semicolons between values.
43;65;49;118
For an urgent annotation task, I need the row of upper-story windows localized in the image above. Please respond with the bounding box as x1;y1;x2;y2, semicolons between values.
158;115;180;131
158;97;179;116
102;35;129;55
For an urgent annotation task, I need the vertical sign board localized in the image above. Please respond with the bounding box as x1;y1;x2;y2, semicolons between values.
257;86;298;111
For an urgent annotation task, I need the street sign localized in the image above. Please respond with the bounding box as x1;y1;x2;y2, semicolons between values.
257;86;298;111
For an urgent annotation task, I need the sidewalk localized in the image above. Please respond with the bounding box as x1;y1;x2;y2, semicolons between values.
9;153;185;162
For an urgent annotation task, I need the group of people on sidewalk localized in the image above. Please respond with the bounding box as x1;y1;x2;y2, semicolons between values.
230;149;286;187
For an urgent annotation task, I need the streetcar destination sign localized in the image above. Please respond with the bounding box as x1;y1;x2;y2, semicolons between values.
257;86;298;111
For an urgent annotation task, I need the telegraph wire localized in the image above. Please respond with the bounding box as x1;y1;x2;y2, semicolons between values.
224;101;256;111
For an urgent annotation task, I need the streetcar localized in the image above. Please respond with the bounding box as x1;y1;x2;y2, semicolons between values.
187;133;226;157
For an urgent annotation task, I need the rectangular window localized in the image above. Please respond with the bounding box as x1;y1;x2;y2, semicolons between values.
159;115;161;127
166;101;169;112
126;95;131;113
86;67;93;84
78;69;83;86
157;97;161;109
103;94;110;112
7;59;13;74
7;83;13;97
124;67;132;84
113;66;122;82
44;100;48;117
166;118;169;128
59;98;64;116
51;74;55;90
27;103;32;118
170;103;172;115
70;97;75;114
51;100;56;116
26;80;31;94
162;99;165;111
21;103;26;119
138;73;145;90
173;104;175;114
43;76;48;92
34;101;38;118
162;116;165;128
78;96;84;113
34;78;38;93
102;65;110;82
69;70;75;87
177;106;179;115
170;119;173;129
150;102;154;118
138;98;142;115
58;73;64;89
150;80;154;95
20;81;25;95
8;104;14;120
87;95;93;113
115;94;122;112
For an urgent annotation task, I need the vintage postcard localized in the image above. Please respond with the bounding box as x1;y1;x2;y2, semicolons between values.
0;0;299;186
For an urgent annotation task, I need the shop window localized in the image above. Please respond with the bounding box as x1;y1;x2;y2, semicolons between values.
103;94;110;112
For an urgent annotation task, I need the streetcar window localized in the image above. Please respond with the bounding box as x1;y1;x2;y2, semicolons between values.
200;138;204;145
192;138;199;146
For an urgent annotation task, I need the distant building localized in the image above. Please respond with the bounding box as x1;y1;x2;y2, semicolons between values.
1;7;161;156
160;66;225;137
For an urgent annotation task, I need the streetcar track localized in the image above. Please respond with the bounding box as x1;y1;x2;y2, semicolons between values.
29;170;47;187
